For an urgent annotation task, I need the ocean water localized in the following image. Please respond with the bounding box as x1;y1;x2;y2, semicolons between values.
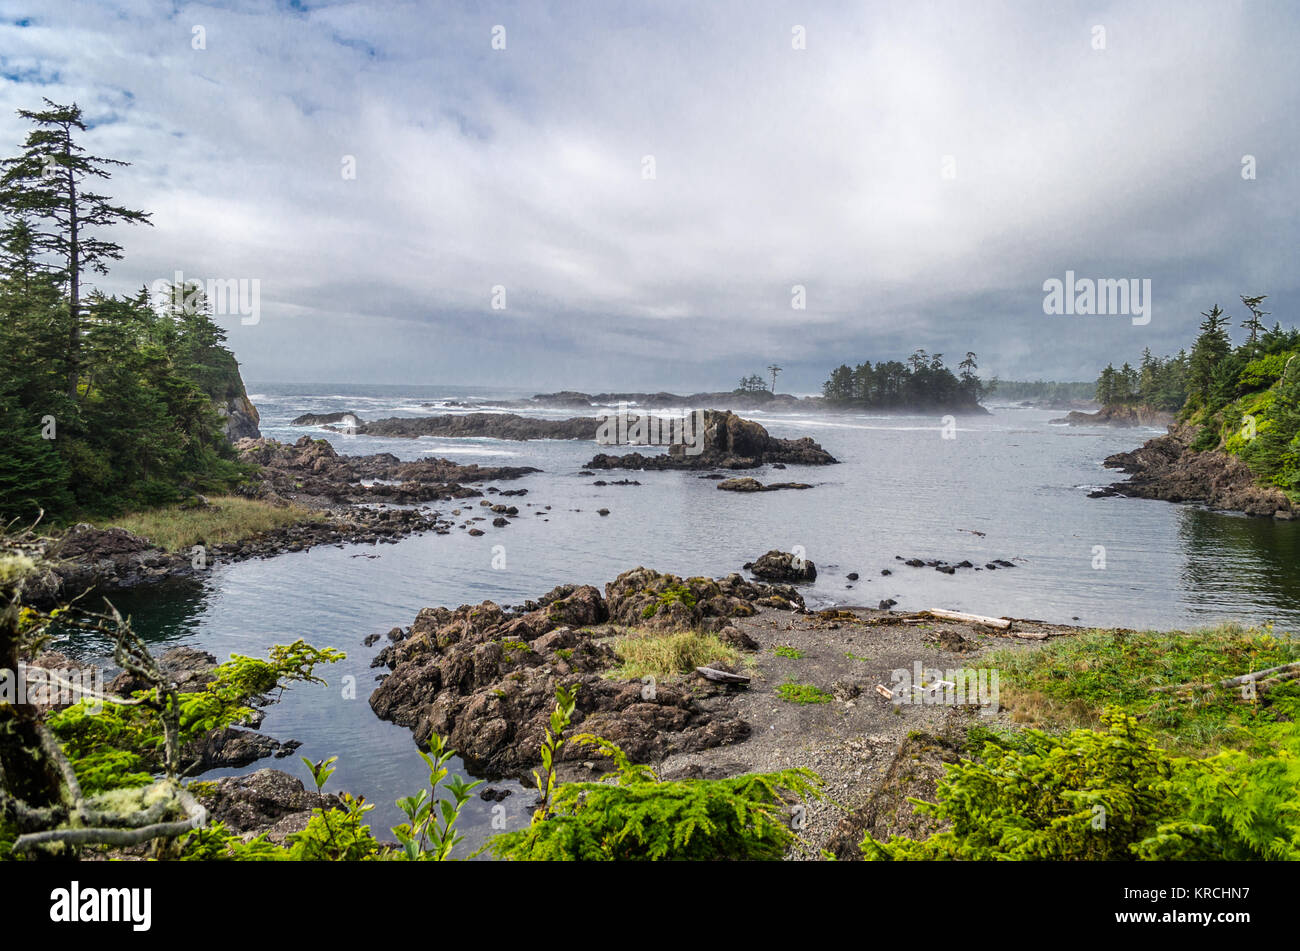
55;383;1300;850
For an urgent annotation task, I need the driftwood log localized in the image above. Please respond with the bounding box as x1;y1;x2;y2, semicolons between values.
696;666;750;684
925;608;1011;630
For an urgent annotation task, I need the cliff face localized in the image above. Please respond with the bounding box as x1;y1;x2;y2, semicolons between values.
219;388;261;441
207;351;261;441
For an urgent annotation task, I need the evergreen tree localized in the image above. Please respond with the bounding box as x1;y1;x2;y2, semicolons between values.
1240;295;1269;355
1188;305;1233;405
1096;364;1117;406
0;99;152;399
0;381;71;521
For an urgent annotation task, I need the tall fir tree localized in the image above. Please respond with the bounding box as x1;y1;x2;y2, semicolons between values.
0;99;151;400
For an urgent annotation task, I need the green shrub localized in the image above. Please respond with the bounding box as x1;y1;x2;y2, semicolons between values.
484;734;822;861
48;640;345;793
863;710;1300;861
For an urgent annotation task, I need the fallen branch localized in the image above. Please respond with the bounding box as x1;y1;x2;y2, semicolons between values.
1152;661;1300;694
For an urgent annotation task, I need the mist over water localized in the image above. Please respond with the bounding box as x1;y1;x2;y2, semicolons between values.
55;383;1300;848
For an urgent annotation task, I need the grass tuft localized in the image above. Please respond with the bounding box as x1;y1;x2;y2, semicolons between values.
609;629;738;681
98;495;324;551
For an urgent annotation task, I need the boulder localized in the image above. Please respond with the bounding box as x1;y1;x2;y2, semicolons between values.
197;768;340;841
743;549;817;583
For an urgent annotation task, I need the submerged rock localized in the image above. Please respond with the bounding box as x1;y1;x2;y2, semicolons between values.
716;477;813;492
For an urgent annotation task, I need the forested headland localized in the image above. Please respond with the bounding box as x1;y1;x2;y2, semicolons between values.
1096;296;1300;497
0;100;257;523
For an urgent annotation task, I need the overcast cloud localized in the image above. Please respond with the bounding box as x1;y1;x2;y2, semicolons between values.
2;0;1297;391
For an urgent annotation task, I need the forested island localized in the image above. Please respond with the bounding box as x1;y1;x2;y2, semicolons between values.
821;350;991;413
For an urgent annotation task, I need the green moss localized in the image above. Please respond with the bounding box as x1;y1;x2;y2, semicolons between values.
187;780;218;800
776;681;833;704
500;638;532;661
772;645;804;659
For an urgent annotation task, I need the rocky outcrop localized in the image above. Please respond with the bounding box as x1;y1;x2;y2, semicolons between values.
206;354;261;441
236;436;539;505
586;411;837;471
368;569;805;778
603;568;806;629
291;411;361;427
1051;404;1173;428
1094;424;1294;518
743;549;817;583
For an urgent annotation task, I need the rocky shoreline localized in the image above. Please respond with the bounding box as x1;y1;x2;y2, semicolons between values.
26;406;843;606
1091;423;1294;519
22;435;550;607
236;435;539;506
347;562;1085;858
24;508;452;607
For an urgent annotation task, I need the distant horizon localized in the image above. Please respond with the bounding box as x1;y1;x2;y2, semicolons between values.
242;377;1095;395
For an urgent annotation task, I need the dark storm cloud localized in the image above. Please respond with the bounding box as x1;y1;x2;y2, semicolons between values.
1;0;1296;390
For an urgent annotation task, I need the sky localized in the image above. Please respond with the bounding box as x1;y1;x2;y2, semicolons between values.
1;0;1297;392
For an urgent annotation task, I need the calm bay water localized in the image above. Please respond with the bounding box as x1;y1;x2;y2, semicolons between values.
55;383;1300;847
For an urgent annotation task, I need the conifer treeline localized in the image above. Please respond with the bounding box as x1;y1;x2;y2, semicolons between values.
0;99;248;521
